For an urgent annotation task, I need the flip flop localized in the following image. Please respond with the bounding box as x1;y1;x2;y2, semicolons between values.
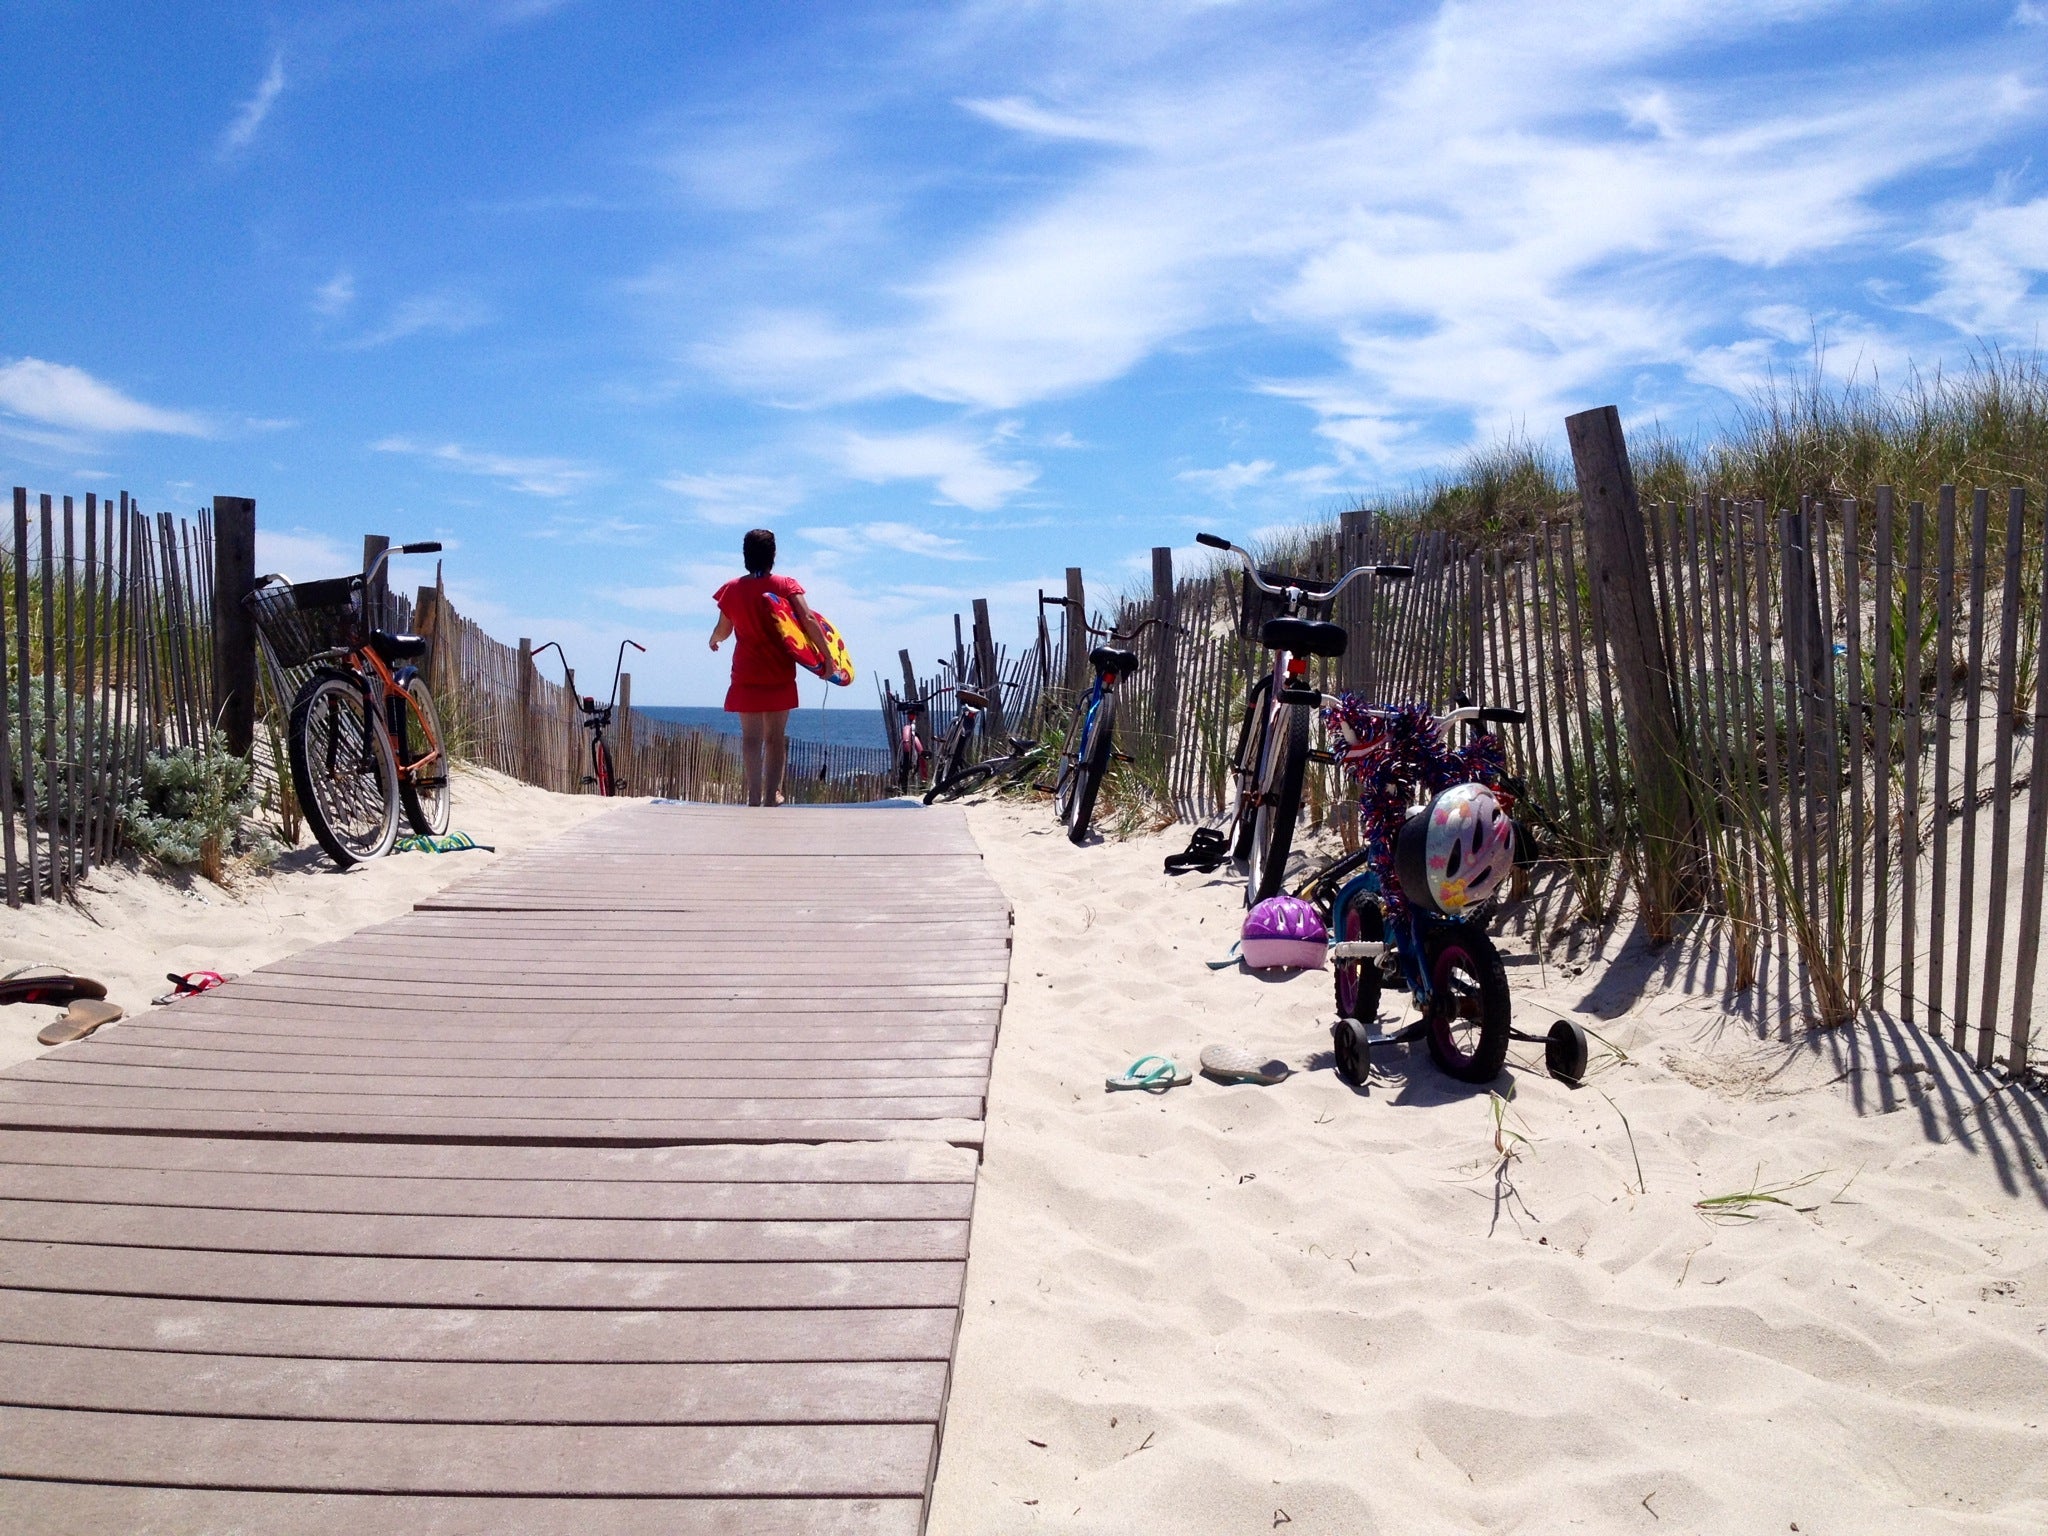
38;998;124;1046
1105;1054;1192;1092
153;971;235;1006
1198;1044;1292;1086
1;965;109;1008
1164;826;1232;874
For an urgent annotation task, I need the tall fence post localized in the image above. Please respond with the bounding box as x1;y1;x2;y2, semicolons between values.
617;671;633;794
1151;546;1177;749
1566;404;1701;941
210;496;257;755
361;534;389;630
971;597;1005;741
1063;567;1087;699
516;637;535;784
898;649;918;700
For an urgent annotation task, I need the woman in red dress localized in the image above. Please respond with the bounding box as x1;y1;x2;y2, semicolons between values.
709;529;828;806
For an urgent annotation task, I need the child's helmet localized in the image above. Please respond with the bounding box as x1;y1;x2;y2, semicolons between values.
1240;894;1329;970
1395;783;1515;914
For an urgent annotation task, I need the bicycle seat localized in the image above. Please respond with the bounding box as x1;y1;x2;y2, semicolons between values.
956;687;990;710
1008;735;1038;752
1089;645;1140;676
1259;617;1347;659
368;630;429;663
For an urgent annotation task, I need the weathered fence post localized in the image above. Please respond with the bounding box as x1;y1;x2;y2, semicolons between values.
1565;405;1701;940
898;649;918;700
209;496;257;755
617;671;633;794
361;534;389;630
1062;567;1087;699
516;637;535;784
1151;547;1177;749
971;597;1005;740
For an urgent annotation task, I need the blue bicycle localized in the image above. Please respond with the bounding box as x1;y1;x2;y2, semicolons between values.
1043;606;1177;844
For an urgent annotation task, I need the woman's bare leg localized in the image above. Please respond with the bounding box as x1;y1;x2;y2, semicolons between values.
740;712;769;806
764;711;791;805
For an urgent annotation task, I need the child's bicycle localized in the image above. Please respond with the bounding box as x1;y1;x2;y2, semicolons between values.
532;638;645;795
1308;696;1587;1089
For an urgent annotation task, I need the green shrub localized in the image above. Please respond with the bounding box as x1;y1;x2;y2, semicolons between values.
120;744;267;878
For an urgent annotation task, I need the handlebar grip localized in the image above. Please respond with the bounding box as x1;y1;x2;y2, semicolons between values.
1375;563;1413;579
1479;706;1529;725
400;541;443;554
1195;532;1231;550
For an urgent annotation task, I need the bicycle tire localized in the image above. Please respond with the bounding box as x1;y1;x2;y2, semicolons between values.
592;738;616;797
1228;675;1270;859
289;672;399;868
1332;893;1384;1034
1053;704;1089;825
1066;691;1116;844
1422;924;1512;1083
927;762;996;804
1248;704;1308;903
395;675;451;836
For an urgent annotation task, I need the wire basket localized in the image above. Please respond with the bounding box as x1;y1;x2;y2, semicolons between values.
244;576;361;669
1237;567;1337;639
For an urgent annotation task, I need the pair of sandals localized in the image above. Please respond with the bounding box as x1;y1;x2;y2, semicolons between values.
1105;1045;1293;1092
2;966;123;1046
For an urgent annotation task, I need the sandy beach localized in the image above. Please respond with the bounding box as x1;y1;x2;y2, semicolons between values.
931;797;2048;1534
0;766;612;1074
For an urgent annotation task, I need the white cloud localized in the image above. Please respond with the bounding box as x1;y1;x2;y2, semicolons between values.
372;436;599;497
254;527;352;581
1176;459;1275;497
1917;195;2048;334
345;291;491;349
221;52;285;154
313;271;356;317
803;521;981;561
840;428;1038;511
659;471;805;527
0;358;211;437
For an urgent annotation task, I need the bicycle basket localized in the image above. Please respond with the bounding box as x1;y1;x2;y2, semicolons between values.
244;576;361;668
1238;567;1338;639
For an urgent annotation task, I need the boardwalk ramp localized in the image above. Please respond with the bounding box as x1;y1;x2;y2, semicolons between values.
0;802;1008;1534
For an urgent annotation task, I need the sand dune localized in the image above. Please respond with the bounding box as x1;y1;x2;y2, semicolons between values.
932;797;2048;1534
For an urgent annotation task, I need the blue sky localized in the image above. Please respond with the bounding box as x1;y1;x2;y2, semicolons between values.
3;1;2045;703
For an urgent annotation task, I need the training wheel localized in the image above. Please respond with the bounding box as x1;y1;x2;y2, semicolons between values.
1545;1019;1589;1086
1332;1017;1371;1087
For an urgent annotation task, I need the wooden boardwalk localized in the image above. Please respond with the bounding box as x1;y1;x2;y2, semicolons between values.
0;802;1009;1534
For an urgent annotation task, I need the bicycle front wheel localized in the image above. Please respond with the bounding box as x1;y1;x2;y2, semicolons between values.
592;738;617;797
1248;703;1308;903
1422;924;1512;1084
1064;692;1116;844
1228;675;1270;859
396;675;451;836
290;673;400;868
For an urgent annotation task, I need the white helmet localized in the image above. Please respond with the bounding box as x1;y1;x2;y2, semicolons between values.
1394;783;1515;914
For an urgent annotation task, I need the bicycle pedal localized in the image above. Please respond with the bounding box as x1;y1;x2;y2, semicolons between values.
1112;752;1136;764
1309;749;1338;765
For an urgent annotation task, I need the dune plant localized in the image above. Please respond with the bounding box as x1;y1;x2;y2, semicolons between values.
120;739;267;882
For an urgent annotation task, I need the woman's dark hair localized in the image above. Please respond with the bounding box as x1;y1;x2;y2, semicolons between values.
743;528;776;576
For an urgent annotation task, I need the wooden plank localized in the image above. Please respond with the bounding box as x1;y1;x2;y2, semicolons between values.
1974;488;2026;1067
0;1082;983;1121
2004;488;2047;1076
1841;498;1867;1006
37;1044;990;1078
0;1132;976;1183
1873;487;1895;1010
0;1166;973;1221
86;1019;998;1051
15;1062;984;1101
0;1290;959;1362
1927;487;1957;1034
1953;487;1993;1047
0;1242;964;1309
0;1408;935;1497
1900;498;1925;1020
0;1484;924;1536
0;1343;947;1424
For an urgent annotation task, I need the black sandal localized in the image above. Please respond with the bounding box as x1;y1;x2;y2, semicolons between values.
1164;826;1232;874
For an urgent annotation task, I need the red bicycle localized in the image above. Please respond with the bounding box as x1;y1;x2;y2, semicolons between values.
533;639;644;795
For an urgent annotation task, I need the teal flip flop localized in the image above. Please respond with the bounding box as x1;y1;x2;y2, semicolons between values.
1105;1054;1192;1092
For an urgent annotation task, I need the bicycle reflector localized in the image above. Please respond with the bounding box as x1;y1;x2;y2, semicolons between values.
583;697;596;711
1287;656;1310;677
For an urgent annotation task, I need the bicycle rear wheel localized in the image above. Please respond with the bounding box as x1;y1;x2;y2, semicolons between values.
290;673;400;868
395;675;451;836
1248;704;1308;903
1064;691;1116;844
592;738;617;797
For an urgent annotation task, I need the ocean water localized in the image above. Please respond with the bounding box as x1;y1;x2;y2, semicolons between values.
637;706;890;753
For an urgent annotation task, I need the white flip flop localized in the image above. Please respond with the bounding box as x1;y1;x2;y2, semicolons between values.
1198;1044;1291;1086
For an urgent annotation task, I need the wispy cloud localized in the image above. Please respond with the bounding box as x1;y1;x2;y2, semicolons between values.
840;428;1038;511
0;358;211;437
255;526;352;581
1177;459;1275;498
659;470;805;527
372;435;598;497
221;51;286;155
803;521;982;561
313;271;356;318
345;291;492;349
1917;194;2048;334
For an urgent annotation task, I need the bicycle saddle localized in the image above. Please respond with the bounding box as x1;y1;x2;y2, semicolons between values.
1259;617;1347;659
1089;645;1140;676
368;630;429;663
1008;735;1038;752
956;687;990;709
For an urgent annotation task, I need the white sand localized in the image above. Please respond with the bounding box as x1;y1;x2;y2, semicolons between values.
932;797;2048;1534
0;766;613;1072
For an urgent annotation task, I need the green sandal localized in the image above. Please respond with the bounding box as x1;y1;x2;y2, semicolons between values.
1105;1054;1192;1092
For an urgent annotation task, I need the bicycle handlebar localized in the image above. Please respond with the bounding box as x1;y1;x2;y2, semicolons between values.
362;540;444;588
1083;613;1187;642
1195;533;1412;606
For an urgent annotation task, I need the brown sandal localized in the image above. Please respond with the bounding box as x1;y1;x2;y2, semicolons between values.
38;999;124;1046
2;965;109;1008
